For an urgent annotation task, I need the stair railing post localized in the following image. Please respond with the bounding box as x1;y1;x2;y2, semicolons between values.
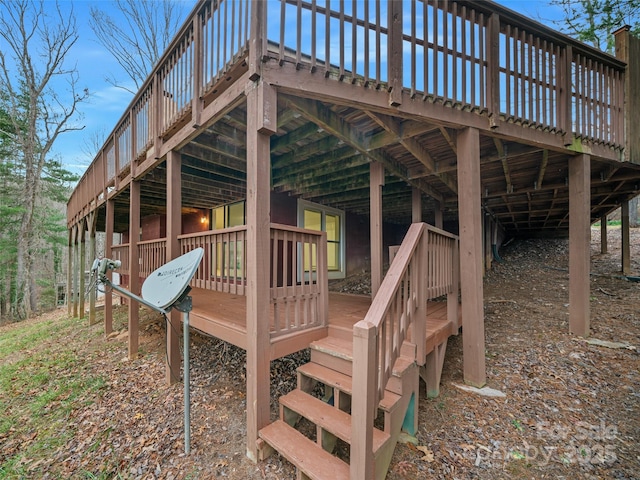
415;224;427;365
351;321;377;480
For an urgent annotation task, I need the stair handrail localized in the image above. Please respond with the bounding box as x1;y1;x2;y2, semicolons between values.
351;222;426;479
351;222;459;479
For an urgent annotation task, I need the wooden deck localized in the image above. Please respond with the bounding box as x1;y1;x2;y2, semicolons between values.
187;288;459;361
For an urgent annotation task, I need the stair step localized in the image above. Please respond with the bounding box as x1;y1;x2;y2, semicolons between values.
311;336;417;369
311;336;353;360
309;335;416;396
259;420;349;480
327;324;353;341
280;389;391;454
297;362;401;413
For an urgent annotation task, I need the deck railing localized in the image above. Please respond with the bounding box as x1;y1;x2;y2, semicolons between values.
68;0;251;226
138;238;167;279
177;224;328;338
67;0;630;227
179;226;247;295
110;244;130;272
350;222;459;478
270;224;328;339
268;0;625;145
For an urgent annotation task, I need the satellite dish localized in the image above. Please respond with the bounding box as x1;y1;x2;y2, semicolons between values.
141;247;204;310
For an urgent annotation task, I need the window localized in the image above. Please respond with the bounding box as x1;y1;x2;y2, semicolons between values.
298;200;345;279
211;201;245;278
212;200;245;229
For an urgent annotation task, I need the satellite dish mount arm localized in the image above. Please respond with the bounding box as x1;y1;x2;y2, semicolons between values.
90;249;204;456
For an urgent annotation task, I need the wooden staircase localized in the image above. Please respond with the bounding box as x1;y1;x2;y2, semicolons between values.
260;222;459;480
259;326;419;480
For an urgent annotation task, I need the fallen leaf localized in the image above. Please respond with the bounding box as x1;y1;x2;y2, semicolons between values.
416;445;434;462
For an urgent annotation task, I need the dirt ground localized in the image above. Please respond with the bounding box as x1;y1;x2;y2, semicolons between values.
9;227;640;479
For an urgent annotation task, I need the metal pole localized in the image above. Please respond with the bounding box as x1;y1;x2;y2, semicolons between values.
183;309;191;454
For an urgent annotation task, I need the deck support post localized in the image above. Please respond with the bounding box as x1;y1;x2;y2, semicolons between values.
569;154;591;337
600;215;608;254
621;201;631;275
245;81;276;462
105;198;114;335
72;224;79;318
434;200;444;230
412;187;422;223
128;180;141;359
370;161;384;298
166;150;183;384
484;214;492;274
66;228;73;316
456;127;486;388
88;212;98;325
78;222;86;320
422;339;448;398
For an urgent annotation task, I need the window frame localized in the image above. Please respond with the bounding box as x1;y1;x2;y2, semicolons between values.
211;200;246;279
297;199;346;280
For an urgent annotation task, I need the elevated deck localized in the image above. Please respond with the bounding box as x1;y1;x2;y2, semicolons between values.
188;288;459;361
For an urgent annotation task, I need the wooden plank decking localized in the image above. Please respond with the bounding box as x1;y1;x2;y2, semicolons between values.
187;288;459;361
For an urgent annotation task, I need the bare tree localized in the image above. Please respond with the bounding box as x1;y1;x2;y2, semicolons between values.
89;0;189;94
81;126;109;161
0;0;88;319
549;0;640;53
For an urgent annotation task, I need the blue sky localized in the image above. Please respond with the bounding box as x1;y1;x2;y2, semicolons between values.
41;0;565;178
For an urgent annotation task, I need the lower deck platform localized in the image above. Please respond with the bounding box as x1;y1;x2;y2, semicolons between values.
187;288;461;361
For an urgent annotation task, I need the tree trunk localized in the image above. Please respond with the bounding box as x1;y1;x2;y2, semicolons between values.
630;197;639;228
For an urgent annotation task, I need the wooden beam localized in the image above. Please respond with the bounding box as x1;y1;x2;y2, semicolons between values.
274;154;368;188
457;127;486;388
190;133;247;163
366;111;457;193
365;122;439;151
262;61;623;162
439;126;457;154
270;121;320;151
245;81;274;462
411;142;544;178
370;162;384;297
272;135;342;169
180;143;248;174
284;95;444;202
166;150;182;385
276;163;370;194
128;181;141;359
568;154;590;337
536;150;549;189
494;138;512;193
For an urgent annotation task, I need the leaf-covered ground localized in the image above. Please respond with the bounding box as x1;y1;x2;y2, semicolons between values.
1;227;638;479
